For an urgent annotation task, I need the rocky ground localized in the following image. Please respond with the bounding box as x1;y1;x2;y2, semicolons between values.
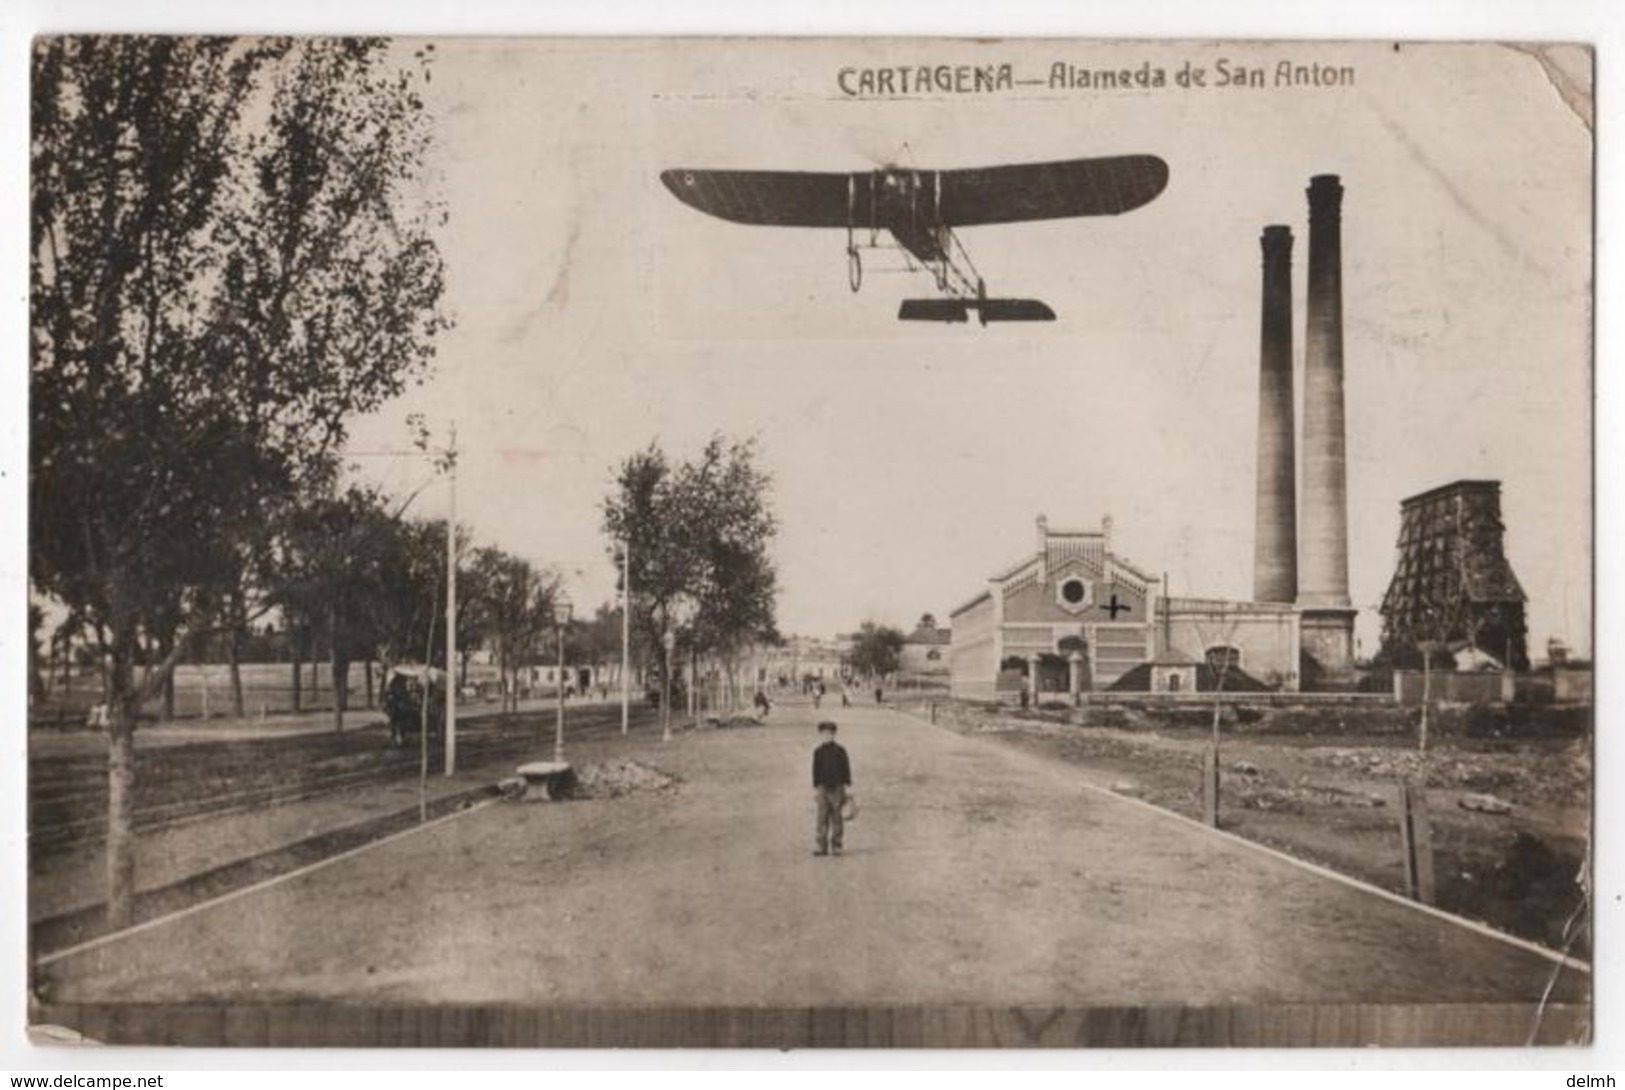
916;698;1591;960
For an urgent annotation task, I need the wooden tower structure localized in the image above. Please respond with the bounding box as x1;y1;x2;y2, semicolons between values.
1379;480;1528;670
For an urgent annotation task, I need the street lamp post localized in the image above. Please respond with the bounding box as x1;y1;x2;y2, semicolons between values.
554;592;572;763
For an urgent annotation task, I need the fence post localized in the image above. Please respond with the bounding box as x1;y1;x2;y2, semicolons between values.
1202;745;1219;827
1399;777;1436;904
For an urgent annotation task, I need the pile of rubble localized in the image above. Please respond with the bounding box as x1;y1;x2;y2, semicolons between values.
696;715;764;730
1318;744;1588;799
1323;748;1431;780
1233;779;1388;814
573;759;679;799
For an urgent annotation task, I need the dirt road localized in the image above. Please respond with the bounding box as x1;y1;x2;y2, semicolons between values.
39;698;1586;1028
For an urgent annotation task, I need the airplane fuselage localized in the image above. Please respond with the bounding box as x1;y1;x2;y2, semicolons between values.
861;168;951;263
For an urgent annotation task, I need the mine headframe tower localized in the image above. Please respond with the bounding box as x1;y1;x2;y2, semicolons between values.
1379;480;1529;671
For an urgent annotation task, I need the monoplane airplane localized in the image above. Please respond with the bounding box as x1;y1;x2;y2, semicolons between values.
659;154;1168;324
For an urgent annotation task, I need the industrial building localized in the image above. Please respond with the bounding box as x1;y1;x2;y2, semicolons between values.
947;515;1302;700
949;174;1362;699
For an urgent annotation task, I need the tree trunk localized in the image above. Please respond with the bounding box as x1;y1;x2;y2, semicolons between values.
56;638;70;729
226;632;244;720
28;623;45;705
363;659;374;709
291;624;303;713
330;598;345;732
157;630;176;722
333;657;350;725
106;712;138;929
308;628;320;701
105;639;139;930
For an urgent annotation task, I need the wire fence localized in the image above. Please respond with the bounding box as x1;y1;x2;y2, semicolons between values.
30;666;375;726
29;661;642;728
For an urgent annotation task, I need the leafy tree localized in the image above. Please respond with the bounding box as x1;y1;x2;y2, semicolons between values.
267;482;421;729
848;622;906;681
602;443;684;667
679;438;780;708
602;437;779;715
465;546;558;713
29;36;448;926
572;601;630;697
365;515;451;671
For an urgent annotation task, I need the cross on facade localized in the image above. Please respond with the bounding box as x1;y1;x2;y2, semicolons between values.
1103;594;1131;619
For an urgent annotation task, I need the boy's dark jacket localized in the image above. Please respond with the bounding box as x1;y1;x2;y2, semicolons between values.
813;740;851;789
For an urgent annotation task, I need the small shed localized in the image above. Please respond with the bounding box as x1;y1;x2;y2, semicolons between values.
1149;651;1199;694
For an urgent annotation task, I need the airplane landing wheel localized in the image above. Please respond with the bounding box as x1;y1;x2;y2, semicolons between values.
847;246;862;293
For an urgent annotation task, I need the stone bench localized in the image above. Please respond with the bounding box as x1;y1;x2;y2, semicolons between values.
513;760;576;801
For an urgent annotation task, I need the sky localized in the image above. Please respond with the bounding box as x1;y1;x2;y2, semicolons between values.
340;37;1594;656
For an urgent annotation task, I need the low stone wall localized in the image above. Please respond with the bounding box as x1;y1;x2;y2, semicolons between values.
1393;670;1512;706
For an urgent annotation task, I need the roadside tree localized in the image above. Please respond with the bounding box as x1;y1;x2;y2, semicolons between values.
848;622;906;682
29;37;448;926
466;546;559;714
602;436;779;716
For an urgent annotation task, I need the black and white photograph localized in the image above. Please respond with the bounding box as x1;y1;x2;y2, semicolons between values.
12;25;1605;1058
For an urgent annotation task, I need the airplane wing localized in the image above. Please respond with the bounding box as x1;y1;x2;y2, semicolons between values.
661;155;1168;230
661;169;854;227
937;155;1169;226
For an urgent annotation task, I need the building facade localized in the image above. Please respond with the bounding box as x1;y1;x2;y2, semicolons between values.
950;516;1305;700
900;621;952;678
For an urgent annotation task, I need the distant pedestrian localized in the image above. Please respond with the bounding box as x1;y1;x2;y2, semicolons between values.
840;686;851;708
754;689;772;717
874;684;883;705
811;720;852;857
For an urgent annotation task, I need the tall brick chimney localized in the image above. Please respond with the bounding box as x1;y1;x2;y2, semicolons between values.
1299;175;1350;609
1253;224;1297;603
1297;174;1356;681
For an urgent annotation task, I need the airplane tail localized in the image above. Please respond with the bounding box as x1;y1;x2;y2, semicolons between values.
898;298;1056;324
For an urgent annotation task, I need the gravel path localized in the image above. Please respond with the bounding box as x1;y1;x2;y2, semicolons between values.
39;699;1587;1019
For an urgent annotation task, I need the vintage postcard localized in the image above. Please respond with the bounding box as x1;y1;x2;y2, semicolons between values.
23;36;1593;1049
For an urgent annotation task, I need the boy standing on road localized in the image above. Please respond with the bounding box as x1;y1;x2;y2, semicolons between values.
812;720;852;857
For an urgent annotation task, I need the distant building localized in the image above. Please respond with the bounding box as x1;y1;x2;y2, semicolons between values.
900;620;951;677
949;515;1305;701
761;634;848;685
1379;480;1528;671
529;664;606;693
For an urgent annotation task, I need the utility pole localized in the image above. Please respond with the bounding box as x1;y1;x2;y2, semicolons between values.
662;628;675;743
621;540;630;735
444;423;458;777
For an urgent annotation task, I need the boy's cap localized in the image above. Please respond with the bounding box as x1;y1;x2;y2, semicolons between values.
817;721;838;733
